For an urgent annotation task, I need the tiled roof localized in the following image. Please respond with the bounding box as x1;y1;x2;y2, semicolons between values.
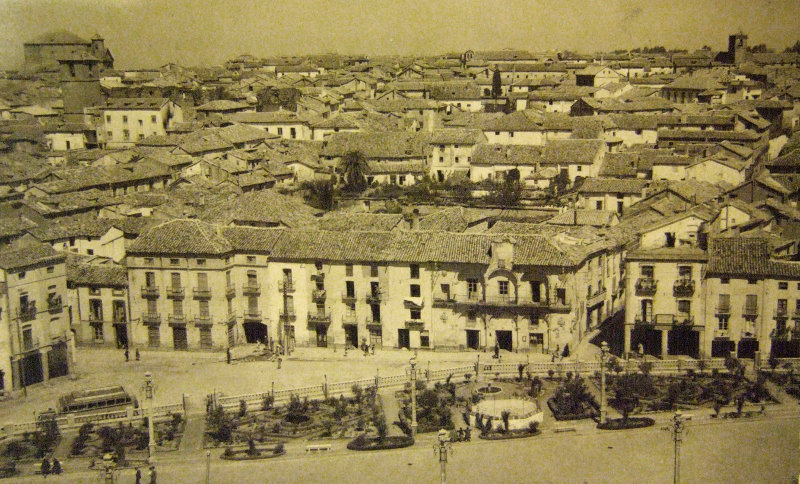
471;144;544;166
217;124;273;145
128;219;233;255
657;128;760;142
195;100;250;112
578;177;648;194
627;246;708;262
178;129;234;154
318;213;403;232
66;255;127;288
546;210;618;227
104;98;168;111
541;139;605;165
428;129;486;145
28;215;114;241
27;31;89;45
321;131;426;159
201;190;320;228
226;111;307;124
598;153;640;177
366;160;426;174
0;238;65;270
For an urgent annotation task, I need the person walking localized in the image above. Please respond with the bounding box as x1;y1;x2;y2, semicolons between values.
51;458;61;475
277;355;282;369
135;348;140;361
40;457;50;478
148;465;157;484
465;426;471;441
226;347;231;364
135;467;142;484
124;346;130;362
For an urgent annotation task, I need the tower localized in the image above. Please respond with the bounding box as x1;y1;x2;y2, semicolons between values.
727;31;749;65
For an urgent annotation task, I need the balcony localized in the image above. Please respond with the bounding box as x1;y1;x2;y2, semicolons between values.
141;286;160;298
226;284;236;298
166;286;185;299
279;309;296;322
278;280;295;293
635;277;657;296
312;289;327;302
587;287;606;307
405;320;425;330
673;279;695;297
793;308;800;320
365;317;381;327
675;315;694;326
142;312;161;324
18;306;37;322
342;313;357;325
308;312;331;324
432;293;456;306
47;295;63;314
311;270;325;280
715;303;731;315
774;308;789;319
242;283;261;296
743;305;759;317
713;329;729;339
634;312;653;326
342;291;357;303
194;315;212;325
193;288;212;299
243;310;262;321
365;291;383;304
771;327;790;340
167;314;186;325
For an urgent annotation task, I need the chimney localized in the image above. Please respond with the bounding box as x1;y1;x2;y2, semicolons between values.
409;208;421;230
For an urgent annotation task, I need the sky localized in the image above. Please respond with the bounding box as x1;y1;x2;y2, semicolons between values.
0;0;798;70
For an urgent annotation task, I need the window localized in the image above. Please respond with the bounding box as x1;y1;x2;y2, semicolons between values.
410;264;419;279
93;323;103;341
148;326;160;347
370;265;378;277
147;299;157;315
106;131;112;138
138;119;143;127
595;201;603;210
290;127;296;138
410;308;421;320
247;270;258;287
123;129;130;140
145;272;156;287
530;281;541;302
170;258;179;265
247;256;256;263
171;273;181;289
277;127;283;136
46;266;54;273
577;165;582;172
122;115;128;123
677;300;691;317
151;115;157;123
106;115;111;123
420;331;430;347
779;282;789;290
748;278;757;284
89;299;103;321
745;294;758;311
455;157;459;163
678;266;692;280
197;273;208;290
498;280;509;296
641;265;654;278
172;299;183;316
718;315;729;331
721;277;729;284
410;284;421;297
778;298;788;314
439;156;444;163
467;279;478;298
198;300;210;317
556;288;566;305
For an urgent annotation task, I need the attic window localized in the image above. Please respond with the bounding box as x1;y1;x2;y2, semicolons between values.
47;266;54;273
170;258;180;265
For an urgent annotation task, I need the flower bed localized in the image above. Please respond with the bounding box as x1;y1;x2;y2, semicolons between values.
547;376;599;421
206;386;381;447
346;435;414;451
478;428;541;440
220;443;285;460
69;414;185;459
597;417;654;430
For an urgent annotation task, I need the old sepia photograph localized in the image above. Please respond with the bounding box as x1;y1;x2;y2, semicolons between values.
0;0;798;482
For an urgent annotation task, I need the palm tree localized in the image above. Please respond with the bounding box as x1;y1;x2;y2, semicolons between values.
339;151;369;192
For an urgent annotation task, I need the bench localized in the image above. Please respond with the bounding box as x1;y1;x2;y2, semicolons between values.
305;443;332;453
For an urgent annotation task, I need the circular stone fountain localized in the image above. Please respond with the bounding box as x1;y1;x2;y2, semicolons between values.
470;398;543;431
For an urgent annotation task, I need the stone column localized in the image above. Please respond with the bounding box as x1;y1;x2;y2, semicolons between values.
623;326;632;357
661;330;669;358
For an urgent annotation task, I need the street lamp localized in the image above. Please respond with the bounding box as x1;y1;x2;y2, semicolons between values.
671;411;691;484
143;372;156;463
410;354;418;439
433;429;453;484
101;452;115;484
205;450;211;484
599;341;609;425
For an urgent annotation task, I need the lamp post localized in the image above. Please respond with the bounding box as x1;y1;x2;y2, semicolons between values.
410;354;418;439
205;450;211;484
433;429;453;484
599;341;609;425
671;411;691;484
143;372;156;463
101;452;115;484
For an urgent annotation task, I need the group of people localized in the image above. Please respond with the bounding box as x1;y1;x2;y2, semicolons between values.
134;465;157;484
123;344;140;362
452;427;471;442
39;457;61;477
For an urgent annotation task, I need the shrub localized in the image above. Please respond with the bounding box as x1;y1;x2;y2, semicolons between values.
547;369;555;380
4;441;27;459
207;406;234;443
223;446;233;457
273;442;284;455
247;438;259;457
528;421;539;434
464;373;472;382
638;361;653;377
501;411;510;433
374;415;387;443
262;394;274;411
171;412;183;427
484;417;493;435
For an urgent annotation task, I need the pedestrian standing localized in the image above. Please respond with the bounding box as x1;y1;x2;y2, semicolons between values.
40;457;50;478
465;426;471;441
277;355;282;369
226;347;231;364
124;347;130;362
51;458;61;475
148;465;157;484
135;348;140;361
135;467;141;484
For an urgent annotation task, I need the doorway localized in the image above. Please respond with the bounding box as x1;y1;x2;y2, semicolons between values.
243;322;267;344
529;333;544;353
496;330;513;351
344;325;358;349
114;323;128;348
466;330;480;350
316;325;328;347
172;326;188;350
398;329;410;349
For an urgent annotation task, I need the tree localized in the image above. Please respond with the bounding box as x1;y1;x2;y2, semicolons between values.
301;178;337;210
338;151;369;192
489;169;521;206
373;414;387;442
785;41;800;54
747;43;772;53
613;374;640;422
501;410;510;433
491;68;502;100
